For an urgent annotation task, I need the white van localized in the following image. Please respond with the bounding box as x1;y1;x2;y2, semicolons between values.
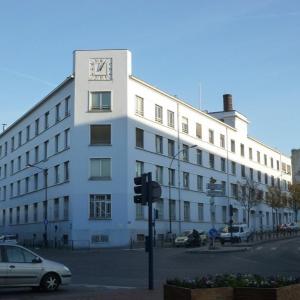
220;224;252;244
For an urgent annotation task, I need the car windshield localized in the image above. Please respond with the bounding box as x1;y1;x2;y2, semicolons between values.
181;231;192;237
221;226;240;233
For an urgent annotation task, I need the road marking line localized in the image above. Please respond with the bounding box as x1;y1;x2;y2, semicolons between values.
298;247;300;251
271;247;277;251
256;246;263;250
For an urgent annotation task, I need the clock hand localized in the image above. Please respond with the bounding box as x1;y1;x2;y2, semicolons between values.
97;61;106;72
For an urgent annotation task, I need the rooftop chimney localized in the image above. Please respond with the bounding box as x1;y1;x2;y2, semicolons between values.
223;94;233;112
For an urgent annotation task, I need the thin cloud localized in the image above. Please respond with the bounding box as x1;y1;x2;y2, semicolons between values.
0;67;56;88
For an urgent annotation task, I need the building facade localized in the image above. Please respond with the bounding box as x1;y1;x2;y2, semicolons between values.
0;50;293;248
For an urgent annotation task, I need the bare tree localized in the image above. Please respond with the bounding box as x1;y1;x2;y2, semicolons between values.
266;186;284;229
288;183;300;222
237;177;261;227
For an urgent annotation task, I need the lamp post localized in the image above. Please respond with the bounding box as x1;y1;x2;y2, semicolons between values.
26;164;48;247
168;144;197;235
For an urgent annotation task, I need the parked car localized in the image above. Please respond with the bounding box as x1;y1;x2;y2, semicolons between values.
0;234;18;244
220;224;252;244
175;229;206;247
0;244;71;291
287;223;300;231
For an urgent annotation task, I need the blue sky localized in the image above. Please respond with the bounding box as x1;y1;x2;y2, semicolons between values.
0;0;299;155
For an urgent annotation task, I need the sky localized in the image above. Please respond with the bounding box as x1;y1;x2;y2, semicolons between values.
0;0;299;155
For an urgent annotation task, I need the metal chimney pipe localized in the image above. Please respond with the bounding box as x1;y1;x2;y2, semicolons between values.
223;94;233;112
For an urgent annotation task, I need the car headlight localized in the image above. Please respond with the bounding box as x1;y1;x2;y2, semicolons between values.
63;266;70;272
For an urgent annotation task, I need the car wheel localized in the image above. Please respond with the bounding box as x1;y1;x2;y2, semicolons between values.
40;273;60;292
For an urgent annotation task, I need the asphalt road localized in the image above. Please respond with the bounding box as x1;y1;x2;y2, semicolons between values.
1;237;300;299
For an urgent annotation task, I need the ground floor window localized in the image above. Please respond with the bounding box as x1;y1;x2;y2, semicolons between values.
89;194;111;219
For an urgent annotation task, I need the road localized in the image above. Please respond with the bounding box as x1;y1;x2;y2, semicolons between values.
1;237;300;299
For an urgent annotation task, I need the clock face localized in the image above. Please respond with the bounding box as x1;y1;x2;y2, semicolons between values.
89;58;112;80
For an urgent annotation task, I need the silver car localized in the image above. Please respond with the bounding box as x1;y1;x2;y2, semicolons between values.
0;244;71;291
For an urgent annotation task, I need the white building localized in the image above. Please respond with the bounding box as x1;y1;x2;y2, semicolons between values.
0;49;293;248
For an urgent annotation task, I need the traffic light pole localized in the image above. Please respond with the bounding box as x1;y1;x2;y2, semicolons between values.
147;172;154;290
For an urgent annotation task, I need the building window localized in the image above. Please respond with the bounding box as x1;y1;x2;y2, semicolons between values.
155;104;163;123
222;181;226;196
25;177;29;193
9;208;12;224
10;160;14;175
168;139;175;157
182;117;188;134
136;203;144;219
264;154;267;166
231;139;235;153
241;165;246;177
167;110;174;128
276;160;279;170
220;134;225;148
135;96;144;116
155;199;164;220
11;136;14;152
197;175;203;191
198;203;204;221
169;199;176;220
26;151;30;166
136;161;144;177
196;123;202;139
221;157;226;172
4;142;7;156
231;183;238;199
18;131;22;147
35;146;39;163
90;158;111;180
54;198;59;220
44;140;49;161
184;201;190;221
34;173;38;190
17;156;21;171
90;125;111;145
55;103;61;123
257;171;261;183
55;134;60;153
257;151;261;163
183;172;189;188
209;153;215;169
89;91;111;111
182;144;189;162
35;118;39;136
65;96;70;116
271;158;274;168
168;168;175;186
63;196;69;220
265;173;268;185
197;149;202;165
90;194;111;219
155;165;163;184
155;135;163;154
17;180;20;196
64;128;70;149
231;161;236;175
249;148;253;160
240;144;245;157
209;129;214;144
33;203;38;222
135;128;144;148
26;125;30;142
250;168;253;180
64;161;69;181
15;207;19;224
24;205;28;223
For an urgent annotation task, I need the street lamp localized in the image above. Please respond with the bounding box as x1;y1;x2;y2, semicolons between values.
168;144;197;234
26;164;48;247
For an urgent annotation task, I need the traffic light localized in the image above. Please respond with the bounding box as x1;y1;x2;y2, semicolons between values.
134;174;147;205
149;181;162;203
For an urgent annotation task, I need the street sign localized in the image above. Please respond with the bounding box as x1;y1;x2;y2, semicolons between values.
207;191;224;197
207;183;223;190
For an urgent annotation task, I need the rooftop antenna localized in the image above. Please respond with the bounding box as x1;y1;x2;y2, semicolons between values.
2;124;7;132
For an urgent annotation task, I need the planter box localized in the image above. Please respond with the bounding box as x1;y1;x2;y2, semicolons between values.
164;284;234;300
234;284;300;300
